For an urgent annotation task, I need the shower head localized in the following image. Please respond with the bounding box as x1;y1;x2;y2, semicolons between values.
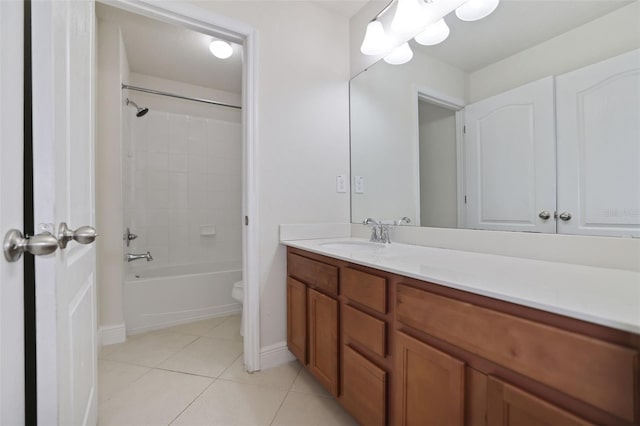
126;98;149;117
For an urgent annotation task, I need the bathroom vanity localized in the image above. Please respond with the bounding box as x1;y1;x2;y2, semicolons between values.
283;239;640;426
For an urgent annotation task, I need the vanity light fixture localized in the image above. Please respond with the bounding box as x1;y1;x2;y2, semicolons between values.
414;19;450;46
209;39;233;59
455;0;500;21
360;0;500;65
384;42;414;65
391;0;428;34
361;20;393;55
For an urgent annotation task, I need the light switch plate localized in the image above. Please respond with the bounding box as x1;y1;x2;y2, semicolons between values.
355;176;365;194
336;175;347;193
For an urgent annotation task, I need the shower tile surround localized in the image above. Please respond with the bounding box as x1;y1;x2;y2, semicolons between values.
124;109;242;270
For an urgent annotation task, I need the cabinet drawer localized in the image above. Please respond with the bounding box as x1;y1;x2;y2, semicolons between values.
341;267;387;313
396;284;639;423
288;253;338;296
343;304;386;358
342;345;387;426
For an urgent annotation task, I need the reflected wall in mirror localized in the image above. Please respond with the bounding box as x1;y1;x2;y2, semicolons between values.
350;0;640;237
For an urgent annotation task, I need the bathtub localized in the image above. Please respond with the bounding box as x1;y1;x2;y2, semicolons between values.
124;261;242;335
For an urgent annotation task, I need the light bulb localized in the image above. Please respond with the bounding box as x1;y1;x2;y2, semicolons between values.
455;0;500;21
391;0;427;34
209;40;233;59
414;19;450;46
384;43;413;65
360;20;392;56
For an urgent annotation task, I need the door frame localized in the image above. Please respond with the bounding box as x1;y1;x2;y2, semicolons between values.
96;0;261;371
412;85;466;228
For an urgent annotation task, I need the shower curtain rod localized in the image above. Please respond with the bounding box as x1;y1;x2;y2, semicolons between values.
121;84;242;110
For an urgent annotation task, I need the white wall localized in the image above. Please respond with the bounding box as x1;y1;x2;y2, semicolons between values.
189;1;351;349
123;73;242;271
96;20;128;329
468;2;640;102
350;49;466;224
418;101;457;228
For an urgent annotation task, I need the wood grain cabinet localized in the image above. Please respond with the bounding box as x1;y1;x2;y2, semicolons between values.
394;331;465;426
286;247;640;426
308;288;339;396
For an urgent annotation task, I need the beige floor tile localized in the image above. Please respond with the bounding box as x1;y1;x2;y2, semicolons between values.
290;368;330;397
271;391;357;426
158;337;243;378
219;356;301;390
98;369;212;426
98;359;150;403
205;314;242;340
164;316;228;336
99;331;198;367
171;379;287;426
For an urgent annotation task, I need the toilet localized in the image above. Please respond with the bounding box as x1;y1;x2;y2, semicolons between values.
232;281;244;337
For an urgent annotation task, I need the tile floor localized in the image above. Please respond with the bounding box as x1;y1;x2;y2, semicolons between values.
98;314;357;426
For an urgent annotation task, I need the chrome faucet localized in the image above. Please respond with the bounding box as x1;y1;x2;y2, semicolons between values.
126;251;153;262
363;217;411;244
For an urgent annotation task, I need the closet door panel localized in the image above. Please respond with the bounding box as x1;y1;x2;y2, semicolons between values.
464;76;556;233
556;48;640;237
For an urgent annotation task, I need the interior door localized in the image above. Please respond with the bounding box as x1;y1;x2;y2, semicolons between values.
556;49;640;237
0;1;25;423
32;1;98;424
464;76;556;233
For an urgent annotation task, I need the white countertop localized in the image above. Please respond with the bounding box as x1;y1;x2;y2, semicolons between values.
282;237;640;334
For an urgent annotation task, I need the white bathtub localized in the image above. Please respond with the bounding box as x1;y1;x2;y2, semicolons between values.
124;261;242;335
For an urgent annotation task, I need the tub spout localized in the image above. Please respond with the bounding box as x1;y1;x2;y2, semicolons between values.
127;251;153;262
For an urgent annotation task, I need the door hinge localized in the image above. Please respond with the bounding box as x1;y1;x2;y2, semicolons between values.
245;216;249;226
463;125;466;134
464;196;467;204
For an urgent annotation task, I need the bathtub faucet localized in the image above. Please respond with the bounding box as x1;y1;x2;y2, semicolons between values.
126;251;153;262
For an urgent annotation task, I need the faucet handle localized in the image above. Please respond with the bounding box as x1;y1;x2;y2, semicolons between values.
363;218;379;226
394;217;411;226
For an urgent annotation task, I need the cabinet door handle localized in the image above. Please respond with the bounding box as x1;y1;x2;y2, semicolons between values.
558;212;572;221
538;211;551;220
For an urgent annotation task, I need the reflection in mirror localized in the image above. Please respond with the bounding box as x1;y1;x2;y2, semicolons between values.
350;0;640;237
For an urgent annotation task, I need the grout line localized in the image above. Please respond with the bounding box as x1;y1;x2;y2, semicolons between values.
216;352;244;378
167;377;217;425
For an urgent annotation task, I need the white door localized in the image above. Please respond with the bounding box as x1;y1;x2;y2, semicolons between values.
464;76;556;233
556;49;640;237
32;1;98;425
0;1;25;424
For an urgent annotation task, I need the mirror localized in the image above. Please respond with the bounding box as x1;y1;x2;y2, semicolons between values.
350;0;640;237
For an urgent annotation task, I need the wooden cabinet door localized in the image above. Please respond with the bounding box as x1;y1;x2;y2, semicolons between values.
287;278;307;364
394;332;465;426
342;345;387;426
487;376;593;426
308;288;339;396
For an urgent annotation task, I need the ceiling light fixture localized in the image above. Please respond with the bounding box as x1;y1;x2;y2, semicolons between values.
391;0;427;34
361;20;392;55
384;43;414;65
455;0;500;22
209;40;233;59
414;19;450;46
360;0;500;64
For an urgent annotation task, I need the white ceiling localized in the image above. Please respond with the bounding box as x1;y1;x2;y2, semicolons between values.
312;0;371;17
96;3;243;93
411;0;634;72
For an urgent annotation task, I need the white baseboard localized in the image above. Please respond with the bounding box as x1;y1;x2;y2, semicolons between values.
260;341;295;370
99;323;126;347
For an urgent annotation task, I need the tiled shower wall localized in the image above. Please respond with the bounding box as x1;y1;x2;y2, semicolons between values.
124;109;242;269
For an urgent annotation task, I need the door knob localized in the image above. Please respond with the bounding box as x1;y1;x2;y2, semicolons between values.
538;211;551;220
58;222;98;249
558;212;572;221
3;229;59;262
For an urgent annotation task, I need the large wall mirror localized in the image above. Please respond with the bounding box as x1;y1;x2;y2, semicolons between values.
350;0;640;238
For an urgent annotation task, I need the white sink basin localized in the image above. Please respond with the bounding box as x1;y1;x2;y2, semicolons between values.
318;241;386;252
